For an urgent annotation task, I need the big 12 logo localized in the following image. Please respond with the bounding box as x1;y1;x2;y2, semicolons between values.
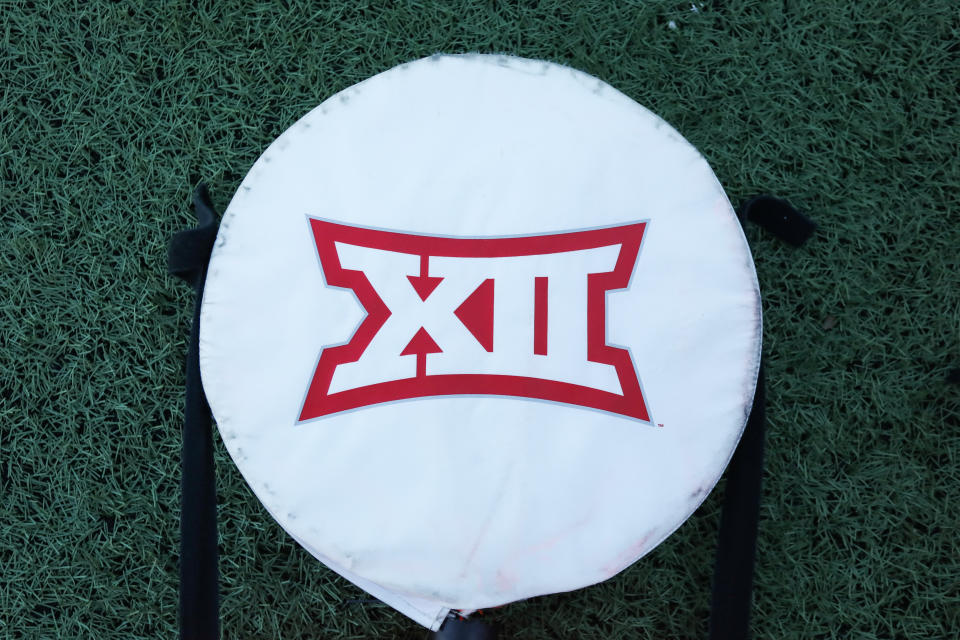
300;218;651;422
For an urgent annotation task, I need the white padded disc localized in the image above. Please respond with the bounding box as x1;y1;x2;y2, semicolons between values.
200;54;761;623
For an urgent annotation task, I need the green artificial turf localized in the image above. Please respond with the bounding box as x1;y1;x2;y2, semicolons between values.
2;1;958;638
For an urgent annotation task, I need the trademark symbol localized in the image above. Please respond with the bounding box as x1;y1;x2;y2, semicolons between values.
657;423;664;428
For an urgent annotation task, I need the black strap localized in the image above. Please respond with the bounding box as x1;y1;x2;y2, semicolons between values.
435;614;499;639
169;184;220;640
708;363;765;640
740;195;816;248
706;195;814;640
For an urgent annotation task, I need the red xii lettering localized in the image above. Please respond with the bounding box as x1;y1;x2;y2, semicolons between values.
300;219;651;422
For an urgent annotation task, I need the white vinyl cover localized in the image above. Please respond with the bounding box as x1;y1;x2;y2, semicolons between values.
200;54;761;629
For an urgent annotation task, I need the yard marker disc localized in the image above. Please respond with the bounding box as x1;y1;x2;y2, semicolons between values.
199;54;761;623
